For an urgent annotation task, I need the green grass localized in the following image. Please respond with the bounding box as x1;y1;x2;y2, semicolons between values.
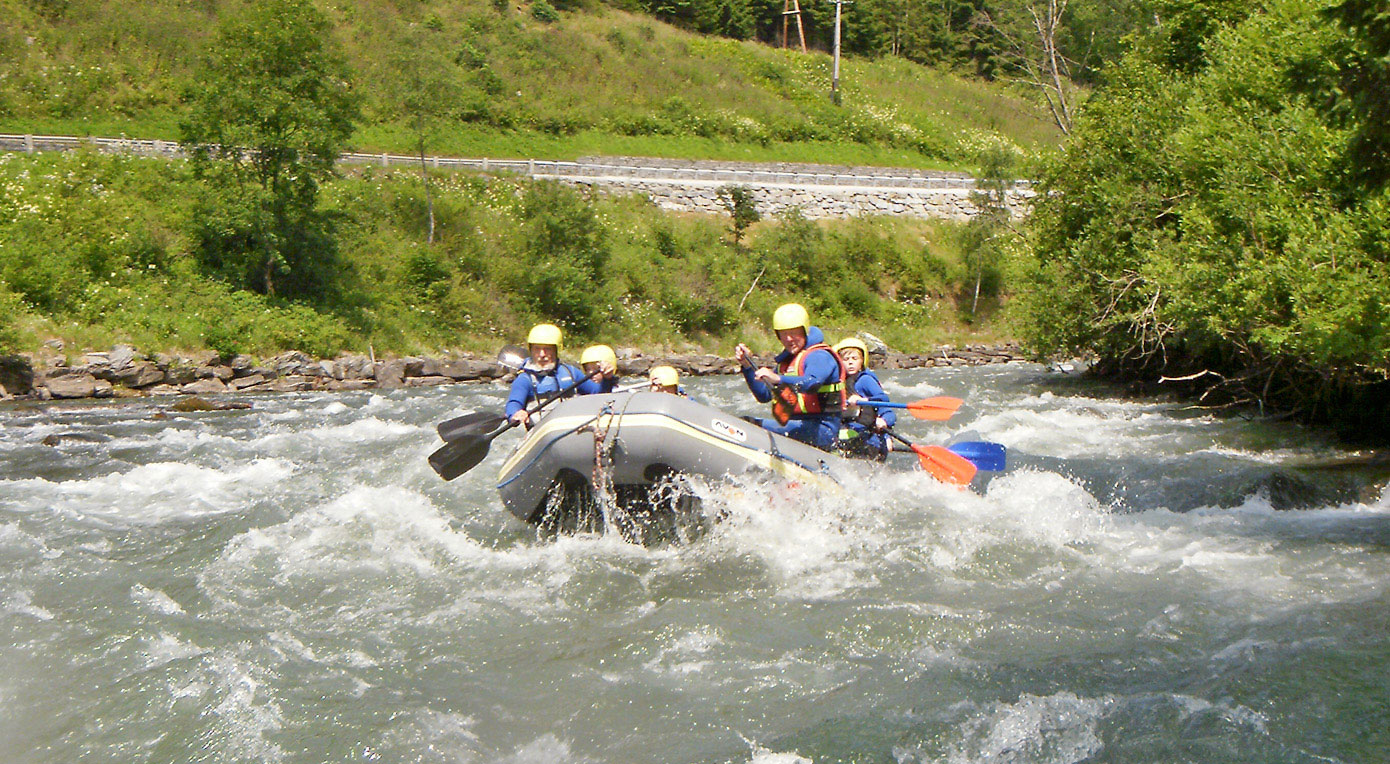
0;0;1061;170
0;150;1016;360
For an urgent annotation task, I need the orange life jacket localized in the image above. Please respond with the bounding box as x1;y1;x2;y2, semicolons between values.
772;342;847;421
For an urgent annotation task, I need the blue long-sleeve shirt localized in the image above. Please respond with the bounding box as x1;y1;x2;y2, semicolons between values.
848;369;896;428
505;362;585;418
741;326;840;409
845;372;900;430
577;374;618;394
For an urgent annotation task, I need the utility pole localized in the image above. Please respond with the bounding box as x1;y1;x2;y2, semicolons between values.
829;0;850;105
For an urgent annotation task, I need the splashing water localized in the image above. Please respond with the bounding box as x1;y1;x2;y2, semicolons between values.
1;364;1387;763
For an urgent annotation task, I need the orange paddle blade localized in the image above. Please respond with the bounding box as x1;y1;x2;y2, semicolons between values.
913;444;978;486
906;396;964;421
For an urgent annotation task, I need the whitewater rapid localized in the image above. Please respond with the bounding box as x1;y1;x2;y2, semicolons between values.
1;364;1386;763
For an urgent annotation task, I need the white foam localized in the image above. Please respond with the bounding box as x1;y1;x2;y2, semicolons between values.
881;378;947;398
498;734;587;764
250;417;420;448
644;627;723;676
700;475;888;599
1;588;53;621
0;522;60;560
142;632;207;668
944;692;1111;764
0;459;295;525
131;584;185;615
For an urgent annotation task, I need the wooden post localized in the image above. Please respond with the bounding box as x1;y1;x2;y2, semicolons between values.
782;0;806;52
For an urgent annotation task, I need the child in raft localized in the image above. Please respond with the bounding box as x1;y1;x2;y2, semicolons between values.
579;344;621;393
833;338;895;461
648;365;688;397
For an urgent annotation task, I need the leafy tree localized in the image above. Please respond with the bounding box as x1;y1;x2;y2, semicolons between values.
515;182;610;333
1022;0;1390;434
382;24;463;245
962;141;1017;317
716;184;761;243
179;0;359;298
1325;0;1390;187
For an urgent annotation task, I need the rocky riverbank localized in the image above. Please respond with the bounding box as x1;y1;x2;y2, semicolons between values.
0;343;1028;403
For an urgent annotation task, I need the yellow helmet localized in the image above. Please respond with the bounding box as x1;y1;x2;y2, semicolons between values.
649;365;680;387
834;338;870;366
772;303;810;332
580;344;617;368
526;323;563;349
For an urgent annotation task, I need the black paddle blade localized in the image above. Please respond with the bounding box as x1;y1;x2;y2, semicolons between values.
428;436;492;481
437;411;506;443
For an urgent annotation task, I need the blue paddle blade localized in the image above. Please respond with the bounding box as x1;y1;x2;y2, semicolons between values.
947;441;1007;472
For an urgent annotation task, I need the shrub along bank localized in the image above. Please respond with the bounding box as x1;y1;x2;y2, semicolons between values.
1017;0;1390;439
0;149;1016;367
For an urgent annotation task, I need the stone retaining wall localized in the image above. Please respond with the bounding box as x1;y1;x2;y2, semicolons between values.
2;134;1032;220
0;344;1027;403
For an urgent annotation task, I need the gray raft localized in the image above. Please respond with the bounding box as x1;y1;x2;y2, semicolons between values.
496;391;847;542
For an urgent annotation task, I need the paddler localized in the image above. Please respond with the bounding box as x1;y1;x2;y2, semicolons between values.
733;302;847;451
648;365;687;396
833;337;895;460
505;323;590;429
578;344;621;393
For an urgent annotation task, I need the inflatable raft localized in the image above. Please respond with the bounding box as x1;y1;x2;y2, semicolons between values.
497;391;847;543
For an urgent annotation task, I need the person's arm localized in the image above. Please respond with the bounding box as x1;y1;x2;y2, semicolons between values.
505;375;533;420
858;373;896;428
742;365;772;402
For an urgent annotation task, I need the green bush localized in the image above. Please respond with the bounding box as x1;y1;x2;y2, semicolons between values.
531;0;559;23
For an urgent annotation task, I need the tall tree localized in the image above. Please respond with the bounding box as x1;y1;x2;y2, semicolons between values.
1325;0;1390;187
975;0;1081;134
180;0;359;298
383;25;462;246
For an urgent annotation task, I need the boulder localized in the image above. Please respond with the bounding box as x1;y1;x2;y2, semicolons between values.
109;361;165;388
228;374;267;391
230;355;256;374
195;365;234;381
268;376;311;392
181;378;228;395
171;396;252;412
336;355;374;380
406;375;453;387
92;379;114;398
375;360;406;389
45;372;98;399
326;379;374;391
433;359;499;381
0;355;33;395
108;344;139;368
163;364;199;386
272;350;315;376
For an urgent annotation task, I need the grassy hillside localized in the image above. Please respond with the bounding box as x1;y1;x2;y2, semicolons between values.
0;0;1060;169
0;149;1016;359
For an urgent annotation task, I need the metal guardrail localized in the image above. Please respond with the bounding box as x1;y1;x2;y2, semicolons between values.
0;133;1031;192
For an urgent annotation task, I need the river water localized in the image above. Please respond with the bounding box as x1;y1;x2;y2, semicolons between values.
1;363;1387;764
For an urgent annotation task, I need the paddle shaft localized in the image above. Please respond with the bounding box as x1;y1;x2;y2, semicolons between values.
428;367;600;480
